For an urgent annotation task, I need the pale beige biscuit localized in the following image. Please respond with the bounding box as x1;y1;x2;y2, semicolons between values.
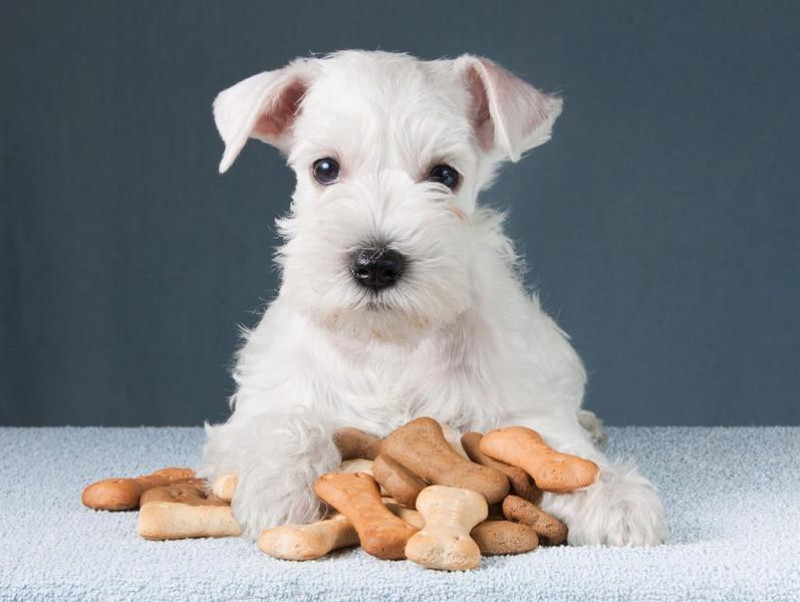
380;417;509;504
137;483;241;540
211;474;238;502
258;501;424;561
258;514;358;560
405;485;488;571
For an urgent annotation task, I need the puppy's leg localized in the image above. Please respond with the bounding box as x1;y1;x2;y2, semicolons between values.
198;412;341;539
517;415;666;546
577;409;607;447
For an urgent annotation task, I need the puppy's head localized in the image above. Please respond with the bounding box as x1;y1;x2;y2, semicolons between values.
214;51;561;342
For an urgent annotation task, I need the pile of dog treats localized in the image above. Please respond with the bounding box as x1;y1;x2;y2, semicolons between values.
81;467;241;539
82;417;598;571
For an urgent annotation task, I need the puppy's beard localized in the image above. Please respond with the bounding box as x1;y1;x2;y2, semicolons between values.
316;305;433;343
280;256;473;343
305;284;444;343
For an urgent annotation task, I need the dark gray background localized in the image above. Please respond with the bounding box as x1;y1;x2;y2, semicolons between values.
2;1;798;427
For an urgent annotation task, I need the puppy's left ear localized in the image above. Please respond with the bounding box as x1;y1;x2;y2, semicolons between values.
458;56;562;162
213;59;315;173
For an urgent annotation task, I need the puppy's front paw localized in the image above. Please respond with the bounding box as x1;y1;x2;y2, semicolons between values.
232;468;326;539
543;464;667;546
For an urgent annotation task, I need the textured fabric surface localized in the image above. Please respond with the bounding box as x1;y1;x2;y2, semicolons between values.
1;426;798;601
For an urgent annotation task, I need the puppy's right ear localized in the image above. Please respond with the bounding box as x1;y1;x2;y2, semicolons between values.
213;60;314;173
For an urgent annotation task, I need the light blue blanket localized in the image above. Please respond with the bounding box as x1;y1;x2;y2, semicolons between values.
1;426;798;601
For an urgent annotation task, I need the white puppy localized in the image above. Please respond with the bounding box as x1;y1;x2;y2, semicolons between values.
200;50;666;546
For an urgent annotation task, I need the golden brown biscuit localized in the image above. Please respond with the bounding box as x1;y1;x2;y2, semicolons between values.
314;472;418;560
480;427;598;493
81;467;197;511
461;432;543;504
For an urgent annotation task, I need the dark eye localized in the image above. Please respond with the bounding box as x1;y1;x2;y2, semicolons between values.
312;157;340;185
427;164;459;189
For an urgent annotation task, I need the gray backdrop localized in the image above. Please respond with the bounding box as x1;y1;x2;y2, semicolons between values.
2;1;798;427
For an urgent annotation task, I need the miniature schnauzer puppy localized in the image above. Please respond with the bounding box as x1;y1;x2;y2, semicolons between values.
200;50;667;546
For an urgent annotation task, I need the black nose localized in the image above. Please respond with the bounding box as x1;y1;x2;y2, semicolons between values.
351;247;406;291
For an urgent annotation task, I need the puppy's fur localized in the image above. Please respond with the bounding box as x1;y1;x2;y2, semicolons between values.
200;50;666;546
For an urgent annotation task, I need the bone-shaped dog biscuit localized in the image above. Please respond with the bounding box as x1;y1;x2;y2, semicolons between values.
137;483;241;540
405;485;488;571
480;426;599;492
502;495;568;545
461;432;542;504
380;417;510;504
258;500;424;560
82;467;197;511
372;454;427;507
139;482;214;506
314;472;418;560
211;473;237;502
258;513;358;560
470;520;539;555
333;427;382;461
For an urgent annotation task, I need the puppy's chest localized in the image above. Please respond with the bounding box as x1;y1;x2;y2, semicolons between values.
345;354;423;405
330;344;487;430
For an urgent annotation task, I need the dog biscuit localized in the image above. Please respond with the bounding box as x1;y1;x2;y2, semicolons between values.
405;485;488;571
481;426;598;493
502;494;568;545
314;472;418;560
372;454;427;508
211;473;238;502
461;432;542;504
82;467;197;511
137;483;241;540
470;520;539;555
380;417;509;504
333;427;382;461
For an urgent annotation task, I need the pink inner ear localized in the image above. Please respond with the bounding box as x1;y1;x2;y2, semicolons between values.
467;67;495;152
465;57;561;161
252;79;307;141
